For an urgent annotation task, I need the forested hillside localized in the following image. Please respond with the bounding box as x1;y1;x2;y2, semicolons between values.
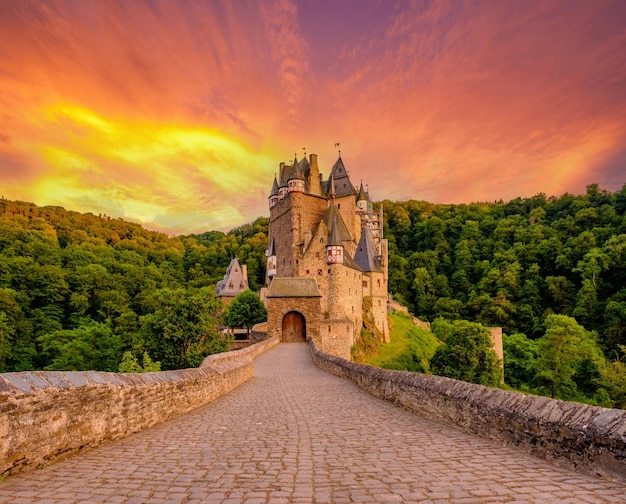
1;183;625;406
381;183;626;406
382;184;626;353
0;198;268;372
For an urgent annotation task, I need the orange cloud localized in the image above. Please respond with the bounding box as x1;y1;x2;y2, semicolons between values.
0;0;624;234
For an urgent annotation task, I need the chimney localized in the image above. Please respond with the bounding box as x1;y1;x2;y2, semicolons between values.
309;153;321;196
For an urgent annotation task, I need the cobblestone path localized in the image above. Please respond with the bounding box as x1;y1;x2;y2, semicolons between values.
1;343;625;503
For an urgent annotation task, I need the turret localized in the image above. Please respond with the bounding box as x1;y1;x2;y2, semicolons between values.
266;238;277;280
288;155;306;193
356;181;367;211
278;162;288;200
328;175;336;203
326;212;344;264
269;175;279;209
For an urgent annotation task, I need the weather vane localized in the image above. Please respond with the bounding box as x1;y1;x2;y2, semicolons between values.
335;142;341;157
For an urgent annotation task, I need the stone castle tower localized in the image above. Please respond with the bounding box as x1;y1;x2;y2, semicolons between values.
264;152;389;359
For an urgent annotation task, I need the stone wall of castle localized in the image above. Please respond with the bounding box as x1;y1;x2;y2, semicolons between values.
269;192;327;278
297;221;329;282
308;338;626;481
335;195;359;254
0;337;280;478
326;264;363;339
318;318;354;360
266;296;321;343
363;269;389;341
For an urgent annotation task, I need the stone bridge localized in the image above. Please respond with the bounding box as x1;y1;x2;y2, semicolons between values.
1;342;625;503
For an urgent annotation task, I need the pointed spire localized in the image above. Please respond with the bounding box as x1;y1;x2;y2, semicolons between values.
328;175;336;200
278;162;288;187
268;237;276;256
269;174;280;209
288;154;305;193
327;213;343;247
326;211;345;265
290;155;304;180
354;227;382;272
328;155;356;197
357;181;367;201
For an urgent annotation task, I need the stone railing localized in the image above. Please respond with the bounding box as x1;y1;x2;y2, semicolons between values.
0;336;280;478
309;338;626;480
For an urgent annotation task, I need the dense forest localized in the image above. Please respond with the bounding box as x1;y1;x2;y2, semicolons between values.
382;184;626;352
0;198;269;372
380;183;626;407
0;183;625;406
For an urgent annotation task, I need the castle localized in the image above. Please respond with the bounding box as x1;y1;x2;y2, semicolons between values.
263;152;389;359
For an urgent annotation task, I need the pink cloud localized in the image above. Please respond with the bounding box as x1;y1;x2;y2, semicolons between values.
0;0;624;233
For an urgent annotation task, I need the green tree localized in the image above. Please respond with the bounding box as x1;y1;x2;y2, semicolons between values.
37;322;121;371
0;311;14;372
600;347;626;409
503;332;538;389
140;286;227;370
535;315;587;399
224;290;268;337
430;320;502;386
119;350;161;373
118;351;142;373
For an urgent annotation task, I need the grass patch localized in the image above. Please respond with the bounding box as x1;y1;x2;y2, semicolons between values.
367;311;441;372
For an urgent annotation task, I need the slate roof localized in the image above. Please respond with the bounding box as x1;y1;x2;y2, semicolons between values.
215;257;248;296
327;213;343;247
325;156;356;198
357;181;367;202
266;277;322;298
322;205;352;242
354;227;382;272
270;176;279;197
299;155;310;177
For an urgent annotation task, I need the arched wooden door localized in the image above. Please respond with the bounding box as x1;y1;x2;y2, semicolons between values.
281;311;306;342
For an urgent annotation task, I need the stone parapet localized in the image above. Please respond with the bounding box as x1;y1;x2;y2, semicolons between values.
308;338;626;481
0;337;280;478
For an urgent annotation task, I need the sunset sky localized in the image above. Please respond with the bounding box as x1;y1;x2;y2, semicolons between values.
1;0;625;235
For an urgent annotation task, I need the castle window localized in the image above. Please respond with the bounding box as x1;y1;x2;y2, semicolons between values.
363;281;368;287
378;279;381;287
337;204;341;209
316;252;319;259
320;238;324;243
296;260;299;264
318;269;322;275
328;269;331;274
328;324;331;332
306;269;310;275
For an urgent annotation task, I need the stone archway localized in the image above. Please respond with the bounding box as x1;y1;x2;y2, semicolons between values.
281;311;306;342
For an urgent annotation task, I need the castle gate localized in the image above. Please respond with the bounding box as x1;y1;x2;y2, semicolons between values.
266;278;321;344
282;311;306;342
